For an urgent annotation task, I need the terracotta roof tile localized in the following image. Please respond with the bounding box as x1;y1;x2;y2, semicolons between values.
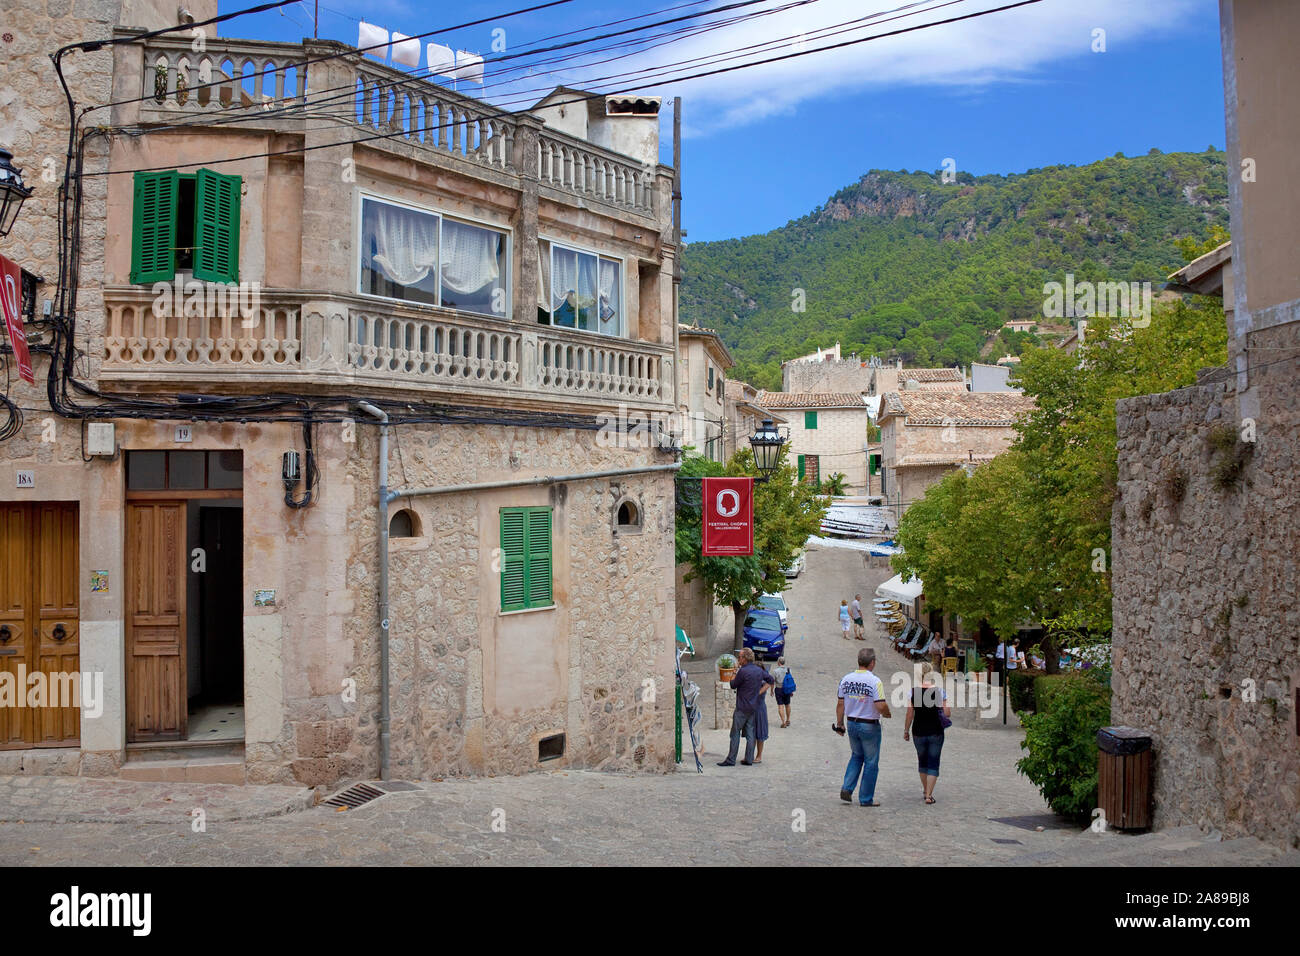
896;453;999;467
899;368;963;383
876;391;1035;426
757;391;869;409
911;380;968;391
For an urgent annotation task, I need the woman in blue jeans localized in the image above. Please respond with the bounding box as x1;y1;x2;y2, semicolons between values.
903;662;951;804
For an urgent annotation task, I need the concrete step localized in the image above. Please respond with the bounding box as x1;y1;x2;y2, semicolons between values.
120;755;246;784
125;740;245;761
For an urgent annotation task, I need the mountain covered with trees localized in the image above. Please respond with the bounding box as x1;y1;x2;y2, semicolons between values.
680;149;1229;389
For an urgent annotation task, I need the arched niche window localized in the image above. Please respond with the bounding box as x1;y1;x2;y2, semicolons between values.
614;497;642;534
389;508;421;538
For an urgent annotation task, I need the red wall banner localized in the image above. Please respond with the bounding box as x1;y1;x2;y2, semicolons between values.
702;476;754;556
0;255;33;385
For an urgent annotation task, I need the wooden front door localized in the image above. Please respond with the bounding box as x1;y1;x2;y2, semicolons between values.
0;502;80;750
125;502;187;741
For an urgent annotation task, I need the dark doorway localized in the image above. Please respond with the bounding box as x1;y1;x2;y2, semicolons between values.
197;505;243;706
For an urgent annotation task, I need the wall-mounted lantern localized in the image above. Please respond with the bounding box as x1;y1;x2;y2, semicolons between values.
0;149;34;238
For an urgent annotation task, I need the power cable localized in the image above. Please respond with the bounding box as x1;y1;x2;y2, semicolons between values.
98;0;838;142
79;0;992;178
36;0;1045;446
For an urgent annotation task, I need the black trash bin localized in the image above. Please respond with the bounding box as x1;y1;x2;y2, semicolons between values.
1097;726;1153;830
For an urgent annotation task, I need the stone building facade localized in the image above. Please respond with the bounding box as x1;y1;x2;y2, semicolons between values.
722;379;783;461
677;325;732;461
1110;0;1300;850
757;392;871;492
0;10;680;784
875;390;1034;511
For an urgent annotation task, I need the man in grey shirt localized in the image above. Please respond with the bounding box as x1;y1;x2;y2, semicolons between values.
718;648;774;766
850;594;864;640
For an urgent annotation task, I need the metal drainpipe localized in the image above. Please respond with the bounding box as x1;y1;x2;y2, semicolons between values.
355;401;391;781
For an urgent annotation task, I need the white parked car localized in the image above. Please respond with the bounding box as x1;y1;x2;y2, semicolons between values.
755;592;788;627
781;551;806;578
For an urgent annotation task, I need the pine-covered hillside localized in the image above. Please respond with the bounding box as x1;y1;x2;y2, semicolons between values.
680;149;1229;389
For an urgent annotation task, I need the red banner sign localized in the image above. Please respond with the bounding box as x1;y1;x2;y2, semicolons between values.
0;255;33;385
702;476;754;556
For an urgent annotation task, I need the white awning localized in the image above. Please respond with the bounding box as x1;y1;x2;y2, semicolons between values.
876;573;923;606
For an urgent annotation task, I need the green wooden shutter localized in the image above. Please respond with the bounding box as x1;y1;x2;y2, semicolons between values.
805;410;818;430
526;508;553;608
797;455;805;481
193;168;241;283
500;509;527;611
130;171;179;284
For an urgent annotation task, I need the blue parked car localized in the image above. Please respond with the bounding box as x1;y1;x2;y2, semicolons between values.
742;608;786;662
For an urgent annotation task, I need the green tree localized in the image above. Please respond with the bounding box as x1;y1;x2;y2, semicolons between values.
893;276;1227;670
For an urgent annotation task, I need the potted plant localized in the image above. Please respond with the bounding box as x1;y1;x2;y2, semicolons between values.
718;653;738;682
967;652;988;683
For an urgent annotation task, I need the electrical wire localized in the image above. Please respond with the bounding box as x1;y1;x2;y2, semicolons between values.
34;0;1048;455
77;0;995;178
84;0;576;114
93;0;843;146
112;0;946;142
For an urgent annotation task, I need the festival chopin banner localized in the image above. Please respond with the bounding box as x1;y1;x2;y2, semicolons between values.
0;254;33;385
702;476;754;556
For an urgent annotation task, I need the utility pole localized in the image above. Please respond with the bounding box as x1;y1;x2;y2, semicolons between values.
672;96;682;412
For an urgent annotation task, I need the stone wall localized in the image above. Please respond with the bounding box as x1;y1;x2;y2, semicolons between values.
782;408;870;492
675;565;725;659
1112;321;1300;849
277;422;679;785
783;359;873;394
884;422;1019;507
1;0;121;409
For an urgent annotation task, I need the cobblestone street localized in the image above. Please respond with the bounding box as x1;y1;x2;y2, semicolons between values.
0;546;1290;866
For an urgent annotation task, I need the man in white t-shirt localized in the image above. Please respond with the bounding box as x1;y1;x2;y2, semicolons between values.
835;647;891;806
1006;638;1024;670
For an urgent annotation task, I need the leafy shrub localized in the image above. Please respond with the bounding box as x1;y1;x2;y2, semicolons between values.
1016;675;1111;820
1007;669;1042;713
1032;674;1071;713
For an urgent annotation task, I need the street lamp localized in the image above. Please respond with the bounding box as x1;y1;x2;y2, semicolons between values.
748;419;785;482
0;149;34;238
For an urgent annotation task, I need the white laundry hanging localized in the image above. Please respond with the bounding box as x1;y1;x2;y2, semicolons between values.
426;43;456;78
452;51;485;84
390;31;420;68
357;21;388;60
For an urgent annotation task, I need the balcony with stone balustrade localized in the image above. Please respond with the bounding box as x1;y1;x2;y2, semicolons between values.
99;286;675;414
119;31;665;223
101;31;677;414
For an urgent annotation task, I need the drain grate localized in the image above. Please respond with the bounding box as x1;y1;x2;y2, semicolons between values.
324;782;386;809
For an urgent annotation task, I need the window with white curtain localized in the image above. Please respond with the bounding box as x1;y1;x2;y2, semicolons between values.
537;238;623;337
359;196;508;317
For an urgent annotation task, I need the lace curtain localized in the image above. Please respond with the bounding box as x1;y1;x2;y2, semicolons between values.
599;258;620;334
366;201;439;287
440;219;501;295
540;241;622;334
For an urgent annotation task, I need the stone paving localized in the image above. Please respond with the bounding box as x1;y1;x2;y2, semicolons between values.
0;544;1285;866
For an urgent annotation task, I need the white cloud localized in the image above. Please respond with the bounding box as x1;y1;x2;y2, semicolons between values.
483;0;1209;137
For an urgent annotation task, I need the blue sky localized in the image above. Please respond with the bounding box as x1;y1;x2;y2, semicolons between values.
221;0;1227;242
